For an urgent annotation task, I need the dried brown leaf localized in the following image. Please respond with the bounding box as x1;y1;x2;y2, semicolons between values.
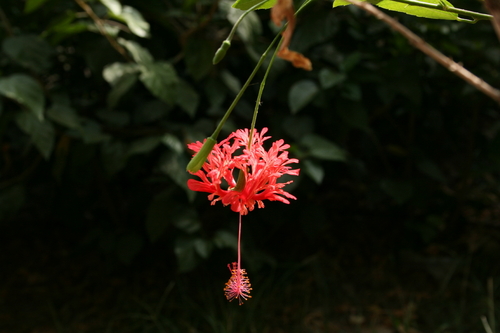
277;47;312;71
270;0;312;70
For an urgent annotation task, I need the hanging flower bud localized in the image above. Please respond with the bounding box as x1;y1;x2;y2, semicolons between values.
185;137;217;173
213;40;231;64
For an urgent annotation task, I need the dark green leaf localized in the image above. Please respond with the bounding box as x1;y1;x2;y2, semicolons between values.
15;111;55;159
128;136;161;155
2;35;54;73
220;70;242;96
47;104;80;129
289;80;319;114
117;38;153;64
341;84;362;101
75;119;111;144
213;230;237;249
161;133;184;155
107;73;138;108
174;237;198;272
319;68;346;89
134;100;171;124
194;238;212;259
103;62;140;85
159;152;195;201
184;38;213;81
114;6;150;38
303;159;324;184
139;62;179;105
336;101;370;133
283;115;315;140
24;0;50;13
101;140;129;175
301;134;347;161
173;210;201;233
0;74;45;120
100;0;122;15
96;110;130;127
176;80;199;118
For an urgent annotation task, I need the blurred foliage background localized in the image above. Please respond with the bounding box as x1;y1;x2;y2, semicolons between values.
1;0;500;332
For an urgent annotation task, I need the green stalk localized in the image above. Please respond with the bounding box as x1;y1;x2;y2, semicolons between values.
213;0;270;64
210;30;284;141
211;0;315;140
188;0;315;173
247;38;283;149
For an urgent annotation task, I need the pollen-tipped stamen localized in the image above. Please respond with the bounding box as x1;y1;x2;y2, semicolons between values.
224;262;252;305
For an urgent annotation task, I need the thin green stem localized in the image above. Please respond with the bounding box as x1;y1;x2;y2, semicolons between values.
227;0;269;42
247;38;283;149
246;0;314;147
209;27;285;141
390;0;492;22
211;0;315;141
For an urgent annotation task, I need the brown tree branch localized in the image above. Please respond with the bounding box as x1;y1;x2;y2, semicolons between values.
74;0;132;62
0;6;13;37
485;0;500;41
345;0;500;105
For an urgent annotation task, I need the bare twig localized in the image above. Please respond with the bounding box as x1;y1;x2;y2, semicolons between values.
485;0;500;41
488;277;496;333
74;0;132;62
102;19;131;34
482;316;494;333
179;0;219;47
345;0;500;105
0;6;13;36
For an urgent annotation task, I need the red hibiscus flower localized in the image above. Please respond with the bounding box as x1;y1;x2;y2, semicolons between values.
186;128;300;215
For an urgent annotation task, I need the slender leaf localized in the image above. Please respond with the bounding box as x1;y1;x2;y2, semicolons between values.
288;80;319;114
301;134;347;161
319;68;346;89
128;136;161;155
139;62;179;105
2;35;54;73
113;6;150;38
176;80;199;118
24;0;50;13
0;74;45;120
184;38;213;81
117;38;153;64
100;0;122;15
333;0;458;20
15;111;55;159
47;104;81;129
232;0;277;10
303;159;325;184
103;62;140;85
107;73;138;108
